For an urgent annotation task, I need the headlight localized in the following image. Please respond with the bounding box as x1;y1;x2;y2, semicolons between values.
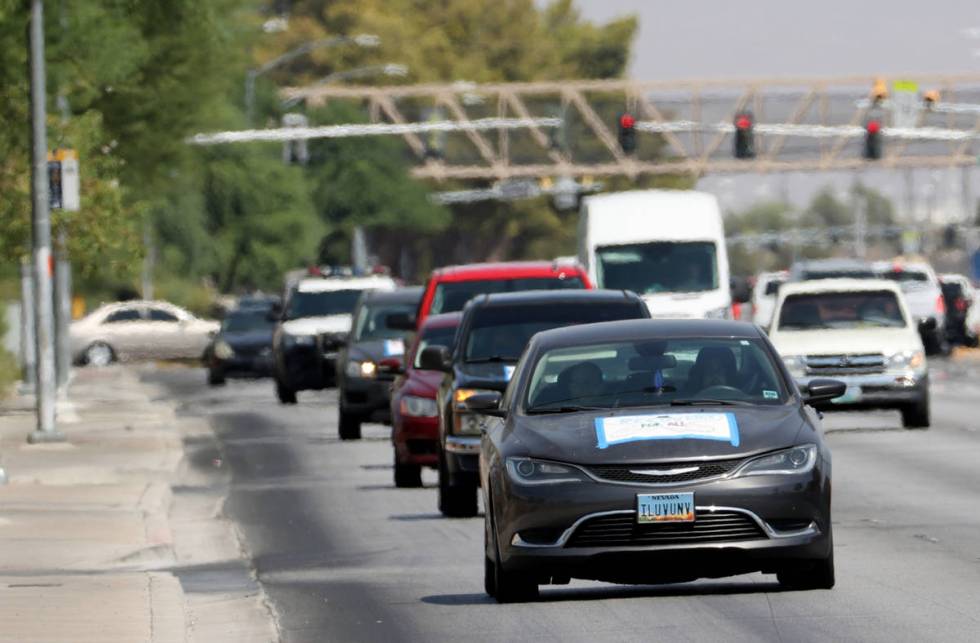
400;395;438;418
704;306;731;320
453;412;487;435
735;444;817;477
284;333;315;347
505;457;590;485
345;360;377;379
781;355;807;378
213;340;234;359
888;350;925;370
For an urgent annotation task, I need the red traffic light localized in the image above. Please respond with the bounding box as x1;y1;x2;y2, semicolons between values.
735;115;752;130
866;120;881;134
619;113;636;129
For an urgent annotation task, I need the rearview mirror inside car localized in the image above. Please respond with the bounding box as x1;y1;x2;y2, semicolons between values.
805;379;847;404
386;312;416;331
418;345;452;372
463;391;505;418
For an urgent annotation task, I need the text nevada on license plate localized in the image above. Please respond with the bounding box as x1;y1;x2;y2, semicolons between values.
637;492;695;524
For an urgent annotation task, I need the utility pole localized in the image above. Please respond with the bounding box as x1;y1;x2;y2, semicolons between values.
27;0;64;443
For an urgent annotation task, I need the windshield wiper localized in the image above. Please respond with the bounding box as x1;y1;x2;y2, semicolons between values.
526;405;605;414
465;355;518;364
669;398;753;407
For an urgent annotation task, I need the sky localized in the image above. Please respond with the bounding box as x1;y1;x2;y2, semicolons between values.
568;0;980;220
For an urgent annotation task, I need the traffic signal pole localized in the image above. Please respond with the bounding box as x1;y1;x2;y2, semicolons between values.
27;0;64;443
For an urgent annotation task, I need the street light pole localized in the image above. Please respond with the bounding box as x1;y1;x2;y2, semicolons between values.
27;0;64;443
245;34;380;125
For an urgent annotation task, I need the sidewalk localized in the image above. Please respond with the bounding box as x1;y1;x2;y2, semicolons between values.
0;365;278;643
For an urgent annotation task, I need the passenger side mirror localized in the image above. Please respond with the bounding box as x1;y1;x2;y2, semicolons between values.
419;345;452;372
266;303;283;322
805;379;847;404
463;391;505;418
918;317;937;334
386;312;416;331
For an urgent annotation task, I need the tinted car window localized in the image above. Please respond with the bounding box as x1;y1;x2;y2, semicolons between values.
778;291;906;330
801;270;876;280
941;282;964;299
430;277;585;315
104;308;141;323
595;241;718;293
413;325;458;369
148;308;179;322
353;302;417;342
464;302;645;363
764;280;782;296
525;337;787;411
222;311;272;333
286;289;363;319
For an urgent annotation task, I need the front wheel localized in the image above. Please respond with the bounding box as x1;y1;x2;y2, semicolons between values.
777;550;835;590
438;452;478;517
901;396;930;429
485;499;538;602
394;458;422;488
275;379;297;405
208;368;226;386
338;408;362;440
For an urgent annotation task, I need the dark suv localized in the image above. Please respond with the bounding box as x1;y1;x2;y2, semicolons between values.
420;289;650;517
335;287;423;440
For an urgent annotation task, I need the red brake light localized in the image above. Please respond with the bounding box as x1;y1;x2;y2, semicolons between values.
936;295;946;314
956;298;967;312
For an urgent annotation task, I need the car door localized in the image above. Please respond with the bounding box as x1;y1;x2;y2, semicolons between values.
99;306;146;361
144;305;186;359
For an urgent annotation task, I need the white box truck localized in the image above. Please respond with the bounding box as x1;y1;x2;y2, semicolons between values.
577;190;732;319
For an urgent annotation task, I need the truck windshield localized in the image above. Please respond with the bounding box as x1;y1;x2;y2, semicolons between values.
595;241;718;294
286;289;363;320
778;291;907;330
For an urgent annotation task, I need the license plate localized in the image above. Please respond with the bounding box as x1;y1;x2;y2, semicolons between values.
832;385;862;404
637;492;695;524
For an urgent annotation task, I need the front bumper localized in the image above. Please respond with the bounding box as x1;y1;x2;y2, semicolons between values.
795;371;928;410
211;352;273;377
393;414;439;467
342;376;394;422
444;436;481;485
495;468;830;583
276;343;336;391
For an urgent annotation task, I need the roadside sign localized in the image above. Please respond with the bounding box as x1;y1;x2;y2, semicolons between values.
892;80;919;129
47;149;79;212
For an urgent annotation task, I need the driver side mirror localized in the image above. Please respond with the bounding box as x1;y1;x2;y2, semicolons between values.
463;391;506;418
805;379;847;404
918;317;937;334
386;312;416;331
266;302;283;322
419;345;452;372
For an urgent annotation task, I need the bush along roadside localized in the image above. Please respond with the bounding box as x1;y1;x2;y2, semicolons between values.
0;301;19;397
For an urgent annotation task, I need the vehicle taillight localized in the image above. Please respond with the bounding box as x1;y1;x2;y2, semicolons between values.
936;295;946;315
956;297;967;313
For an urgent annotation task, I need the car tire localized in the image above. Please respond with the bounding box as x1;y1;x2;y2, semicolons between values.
84;342;115;367
394;458;422;488
901;396;930;429
208;369;226;386
338;408;362;440
777;550;835;590
485;494;538;603
438;452;478;518
275;379;297;405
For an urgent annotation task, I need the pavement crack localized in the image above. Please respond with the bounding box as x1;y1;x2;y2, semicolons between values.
764;592;784;643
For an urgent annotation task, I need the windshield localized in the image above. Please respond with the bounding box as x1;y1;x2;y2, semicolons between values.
464;302;645;363
222;311;272;333
777;291;907;330
413;324;458;369
801;269;876;280
430;277;585;315
879;269;929;291
525;337;787;411
286;289;363;320
595;241;718;294
353;302;416;342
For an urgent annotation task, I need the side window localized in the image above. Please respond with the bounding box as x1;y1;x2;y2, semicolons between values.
148;308;179;322
104;308;141;324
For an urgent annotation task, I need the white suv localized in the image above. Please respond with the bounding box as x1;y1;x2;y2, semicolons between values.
769;279;929;428
873;260;947;355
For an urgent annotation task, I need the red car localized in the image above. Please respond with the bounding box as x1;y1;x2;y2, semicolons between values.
412;260;592;329
390;313;461;488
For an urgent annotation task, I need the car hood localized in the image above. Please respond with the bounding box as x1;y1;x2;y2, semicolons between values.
508;405;808;466
402;369;443;397
221;329;273;348
281;315;352;336
346;338;407;363
771;327;920;357
455;361;517;391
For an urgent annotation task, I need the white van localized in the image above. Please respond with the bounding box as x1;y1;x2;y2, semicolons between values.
578;190;731;318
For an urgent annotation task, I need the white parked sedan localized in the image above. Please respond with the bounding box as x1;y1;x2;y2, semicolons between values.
70;300;219;366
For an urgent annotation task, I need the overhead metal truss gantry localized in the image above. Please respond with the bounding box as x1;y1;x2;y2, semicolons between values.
190;74;980;181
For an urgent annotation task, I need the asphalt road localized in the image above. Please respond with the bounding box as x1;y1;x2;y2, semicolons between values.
146;356;980;642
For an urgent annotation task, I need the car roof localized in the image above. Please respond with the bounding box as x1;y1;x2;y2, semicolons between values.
296;275;397;293
420;311;462;330
778;278;901;297
529;319;762;352
428;260;586;283
473;289;639;308
360;286;423;304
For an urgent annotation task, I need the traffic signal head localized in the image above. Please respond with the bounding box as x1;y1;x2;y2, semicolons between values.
734;111;755;159
871;78;888;104
864;118;882;160
617;112;637;154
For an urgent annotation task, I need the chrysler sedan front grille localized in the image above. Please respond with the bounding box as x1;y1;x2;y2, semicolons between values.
585;458;743;485
566;510;765;548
